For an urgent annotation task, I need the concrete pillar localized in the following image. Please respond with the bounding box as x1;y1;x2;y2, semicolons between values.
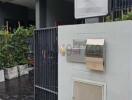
35;0;46;28
35;0;40;28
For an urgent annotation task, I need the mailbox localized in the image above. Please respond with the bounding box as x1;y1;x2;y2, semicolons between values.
85;39;105;71
66;39;105;71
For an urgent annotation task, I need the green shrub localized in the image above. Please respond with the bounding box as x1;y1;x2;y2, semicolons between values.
0;43;15;68
123;12;132;20
11;26;34;65
105;16;113;22
106;11;132;22
0;31;15;68
0;26;34;69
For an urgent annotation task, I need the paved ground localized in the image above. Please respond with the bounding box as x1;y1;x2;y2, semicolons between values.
0;75;34;100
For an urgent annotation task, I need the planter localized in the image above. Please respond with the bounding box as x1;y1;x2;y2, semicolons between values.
0;70;5;82
17;64;29;76
4;66;18;80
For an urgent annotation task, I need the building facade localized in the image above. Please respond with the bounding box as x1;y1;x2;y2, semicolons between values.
35;0;84;28
0;1;35;30
35;0;132;28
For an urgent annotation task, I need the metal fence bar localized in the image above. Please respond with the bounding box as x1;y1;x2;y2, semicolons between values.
111;0;132;11
104;0;132;21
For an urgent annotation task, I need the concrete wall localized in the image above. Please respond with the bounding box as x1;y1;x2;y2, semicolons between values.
58;21;132;100
36;0;76;28
35;0;40;28
46;0;63;27
0;7;4;26
28;9;35;22
46;0;75;27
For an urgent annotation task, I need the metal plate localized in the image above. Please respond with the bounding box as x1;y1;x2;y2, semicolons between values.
67;40;86;63
67;48;85;63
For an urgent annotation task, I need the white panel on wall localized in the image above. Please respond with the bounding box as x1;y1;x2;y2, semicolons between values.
74;0;108;19
73;79;106;100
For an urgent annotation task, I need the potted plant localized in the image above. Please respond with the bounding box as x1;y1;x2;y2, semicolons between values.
0;26;34;79
3;41;18;80
0;31;18;80
12;27;34;76
0;31;5;82
0;68;5;82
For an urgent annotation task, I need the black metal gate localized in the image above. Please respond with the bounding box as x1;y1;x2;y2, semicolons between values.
111;0;132;11
34;27;58;100
109;0;132;20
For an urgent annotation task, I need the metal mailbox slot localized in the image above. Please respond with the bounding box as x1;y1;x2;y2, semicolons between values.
85;39;105;71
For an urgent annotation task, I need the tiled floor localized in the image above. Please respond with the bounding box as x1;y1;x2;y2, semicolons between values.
0;75;34;100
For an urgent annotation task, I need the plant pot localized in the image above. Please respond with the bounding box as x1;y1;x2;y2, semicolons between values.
4;66;18;80
17;64;29;76
0;70;5;82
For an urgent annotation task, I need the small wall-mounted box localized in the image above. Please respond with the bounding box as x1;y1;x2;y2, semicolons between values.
73;79;106;100
85;39;105;71
67;48;85;63
66;40;86;63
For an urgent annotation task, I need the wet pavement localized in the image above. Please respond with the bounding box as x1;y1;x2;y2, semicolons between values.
0;75;34;100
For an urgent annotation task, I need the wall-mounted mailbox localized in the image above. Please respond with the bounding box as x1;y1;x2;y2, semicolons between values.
85;39;105;71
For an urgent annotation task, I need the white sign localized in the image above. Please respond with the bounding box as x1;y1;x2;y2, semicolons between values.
75;0;108;19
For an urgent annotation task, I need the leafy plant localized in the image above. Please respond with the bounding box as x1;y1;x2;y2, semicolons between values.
106;11;132;22
0;26;34;69
123;12;132;20
115;18;122;21
11;26;34;65
0;31;15;68
0;43;15;68
105;16;113;22
26;25;34;37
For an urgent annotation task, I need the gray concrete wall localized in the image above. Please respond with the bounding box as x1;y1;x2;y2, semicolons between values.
35;0;40;28
28;9;35;22
0;8;4;26
46;0;75;27
46;0;63;27
58;21;132;100
39;0;47;28
36;0;76;28
35;0;46;28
